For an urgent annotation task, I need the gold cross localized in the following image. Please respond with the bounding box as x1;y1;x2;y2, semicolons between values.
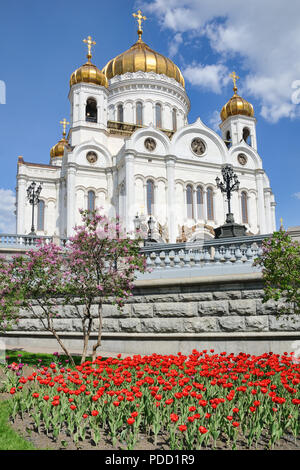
280;217;283;229
60;118;69;138
83;35;96;61
133;9;147;40
230;71;239;92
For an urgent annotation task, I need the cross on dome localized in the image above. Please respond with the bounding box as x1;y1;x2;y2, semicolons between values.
59;118;69;138
83;35;96;62
230;71;239;93
132;9;147;41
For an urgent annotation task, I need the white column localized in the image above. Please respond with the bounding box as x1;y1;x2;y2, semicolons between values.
54;181;59;236
192;188;197;222
144;101;153;126
66;167;76;236
164;104;172;130
59;178;66;237
106;168;115;219
166;158;176;243
264;189;272;233
79;92;85;122
203;189;208;223
125;154;135;235
255;170;267;234
271;201;276;231
16;177;26;234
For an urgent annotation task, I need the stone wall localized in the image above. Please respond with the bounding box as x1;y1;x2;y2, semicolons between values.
2;273;300;356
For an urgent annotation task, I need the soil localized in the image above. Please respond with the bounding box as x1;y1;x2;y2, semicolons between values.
1;367;299;451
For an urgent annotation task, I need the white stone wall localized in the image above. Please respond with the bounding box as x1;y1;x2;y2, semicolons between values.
107;72;190;130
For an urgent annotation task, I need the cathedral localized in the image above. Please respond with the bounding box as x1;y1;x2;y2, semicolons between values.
15;10;276;243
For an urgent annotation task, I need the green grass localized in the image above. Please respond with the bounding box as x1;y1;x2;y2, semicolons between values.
4;349;92;368
0;400;36;450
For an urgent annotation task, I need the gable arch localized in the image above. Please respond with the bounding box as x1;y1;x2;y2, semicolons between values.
229;143;262;170
170;118;229;163
72;140;112;167
125;126;171;155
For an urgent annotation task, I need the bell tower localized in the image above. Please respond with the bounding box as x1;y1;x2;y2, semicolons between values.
68;36;109;147
220;72;257;150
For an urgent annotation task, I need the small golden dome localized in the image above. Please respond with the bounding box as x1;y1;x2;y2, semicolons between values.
50;118;69;158
221;72;254;122
221;92;254;122
50;137;68;158
70;35;108;88
102;38;185;88
70;61;108;88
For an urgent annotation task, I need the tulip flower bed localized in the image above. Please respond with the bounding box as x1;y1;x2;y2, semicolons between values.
4;350;300;450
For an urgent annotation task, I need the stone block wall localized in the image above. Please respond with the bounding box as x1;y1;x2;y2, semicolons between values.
2;273;300;356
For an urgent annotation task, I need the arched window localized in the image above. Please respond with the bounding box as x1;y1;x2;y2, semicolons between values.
172;108;177;131
146;179;154;215
225;130;231;148
87;190;95;212
196;186;204;219
186;185;194;219
37;200;45;231
155;103;162;128
243;127;251;145
136;102;143;125
207;187;214;221
86;98;97;123
241;191;248;224
117;104;124;123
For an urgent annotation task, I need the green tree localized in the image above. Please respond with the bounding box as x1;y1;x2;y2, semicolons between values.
0;210;146;364
254;229;300;315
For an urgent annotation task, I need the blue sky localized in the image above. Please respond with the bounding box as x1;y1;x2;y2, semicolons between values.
0;0;300;232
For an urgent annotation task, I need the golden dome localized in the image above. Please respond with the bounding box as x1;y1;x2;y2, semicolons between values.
50;118;69;158
102;38;185;88
70;61;108;88
50;137;68;158
221;72;254;122
70;35;108;88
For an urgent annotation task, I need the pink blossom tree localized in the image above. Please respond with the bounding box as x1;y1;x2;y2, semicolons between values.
0;210;146;364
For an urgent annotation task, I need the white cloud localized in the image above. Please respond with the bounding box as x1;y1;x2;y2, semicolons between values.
209;110;222;132
183;63;229;94
168;33;183;57
0;189;16;233
142;0;300;122
293;192;300;200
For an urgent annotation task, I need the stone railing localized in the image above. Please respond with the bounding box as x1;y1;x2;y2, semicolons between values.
137;234;270;279
0;232;270;278
0;233;53;248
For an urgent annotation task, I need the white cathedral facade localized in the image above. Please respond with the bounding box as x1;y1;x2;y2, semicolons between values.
15;15;276;243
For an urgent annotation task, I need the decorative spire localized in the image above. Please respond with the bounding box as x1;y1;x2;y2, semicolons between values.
83;35;96;62
132;9;147;42
230;71;239;94
280;217;284;229
59;118;69;139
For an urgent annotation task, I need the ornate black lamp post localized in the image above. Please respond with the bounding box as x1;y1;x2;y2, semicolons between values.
133;213;157;245
26;181;42;235
214;164;246;238
146;215;156;244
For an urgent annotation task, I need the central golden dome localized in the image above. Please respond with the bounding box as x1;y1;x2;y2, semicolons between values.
102;38;185;88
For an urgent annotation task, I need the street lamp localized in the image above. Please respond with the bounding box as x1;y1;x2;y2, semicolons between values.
146;215;156;243
26;181;42;235
215;164;240;224
133;213;141;233
133;213;157;245
214;164;246;238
